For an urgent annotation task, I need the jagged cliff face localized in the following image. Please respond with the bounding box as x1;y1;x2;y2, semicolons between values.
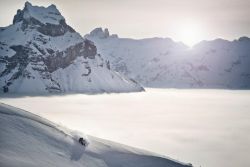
0;2;143;94
13;3;75;37
86;28;250;89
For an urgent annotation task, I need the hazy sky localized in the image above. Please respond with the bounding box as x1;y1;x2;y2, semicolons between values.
0;0;250;45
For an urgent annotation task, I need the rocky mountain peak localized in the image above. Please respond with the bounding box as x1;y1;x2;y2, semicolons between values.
91;28;109;38
12;1;75;37
85;27;118;39
13;1;64;25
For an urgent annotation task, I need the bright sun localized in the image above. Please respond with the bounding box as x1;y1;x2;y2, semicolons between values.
176;21;204;47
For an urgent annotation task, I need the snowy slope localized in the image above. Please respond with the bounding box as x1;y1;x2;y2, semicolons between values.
0;103;192;167
0;2;143;94
86;28;250;89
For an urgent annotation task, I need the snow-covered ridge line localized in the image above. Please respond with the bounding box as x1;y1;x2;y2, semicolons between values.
86;27;249;45
0;103;77;139
0;103;55;126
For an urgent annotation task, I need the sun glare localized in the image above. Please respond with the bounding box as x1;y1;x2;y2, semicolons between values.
176;21;205;47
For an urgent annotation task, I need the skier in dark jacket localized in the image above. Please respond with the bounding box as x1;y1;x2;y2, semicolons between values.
79;137;86;146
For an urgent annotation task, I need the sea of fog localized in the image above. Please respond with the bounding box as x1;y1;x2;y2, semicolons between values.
1;89;250;167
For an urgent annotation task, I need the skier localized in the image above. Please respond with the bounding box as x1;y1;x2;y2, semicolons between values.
79;137;86;146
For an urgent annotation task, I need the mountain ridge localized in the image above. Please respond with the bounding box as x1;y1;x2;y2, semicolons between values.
86;27;250;89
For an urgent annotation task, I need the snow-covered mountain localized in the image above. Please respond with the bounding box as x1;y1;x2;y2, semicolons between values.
0;102;192;167
0;2;143;94
86;28;250;89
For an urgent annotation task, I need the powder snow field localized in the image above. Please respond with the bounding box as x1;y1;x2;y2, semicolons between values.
0;102;191;167
1;89;250;167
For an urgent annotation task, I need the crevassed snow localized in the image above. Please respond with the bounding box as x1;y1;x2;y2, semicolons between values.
0;103;191;167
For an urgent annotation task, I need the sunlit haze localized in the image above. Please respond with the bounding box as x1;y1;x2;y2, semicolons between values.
0;0;250;46
175;20;206;46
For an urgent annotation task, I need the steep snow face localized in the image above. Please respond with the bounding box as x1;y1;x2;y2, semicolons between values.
0;103;192;167
0;3;143;94
86;28;250;89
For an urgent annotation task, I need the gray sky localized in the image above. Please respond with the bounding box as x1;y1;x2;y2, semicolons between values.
0;0;250;46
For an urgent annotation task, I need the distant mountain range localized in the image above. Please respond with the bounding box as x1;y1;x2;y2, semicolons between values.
86;28;250;89
0;2;143;94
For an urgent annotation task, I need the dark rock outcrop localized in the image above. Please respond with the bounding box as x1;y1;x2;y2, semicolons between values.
43;40;96;73
37;20;75;37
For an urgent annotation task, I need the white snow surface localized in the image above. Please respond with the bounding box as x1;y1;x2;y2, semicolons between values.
86;28;250;89
0;102;191;167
